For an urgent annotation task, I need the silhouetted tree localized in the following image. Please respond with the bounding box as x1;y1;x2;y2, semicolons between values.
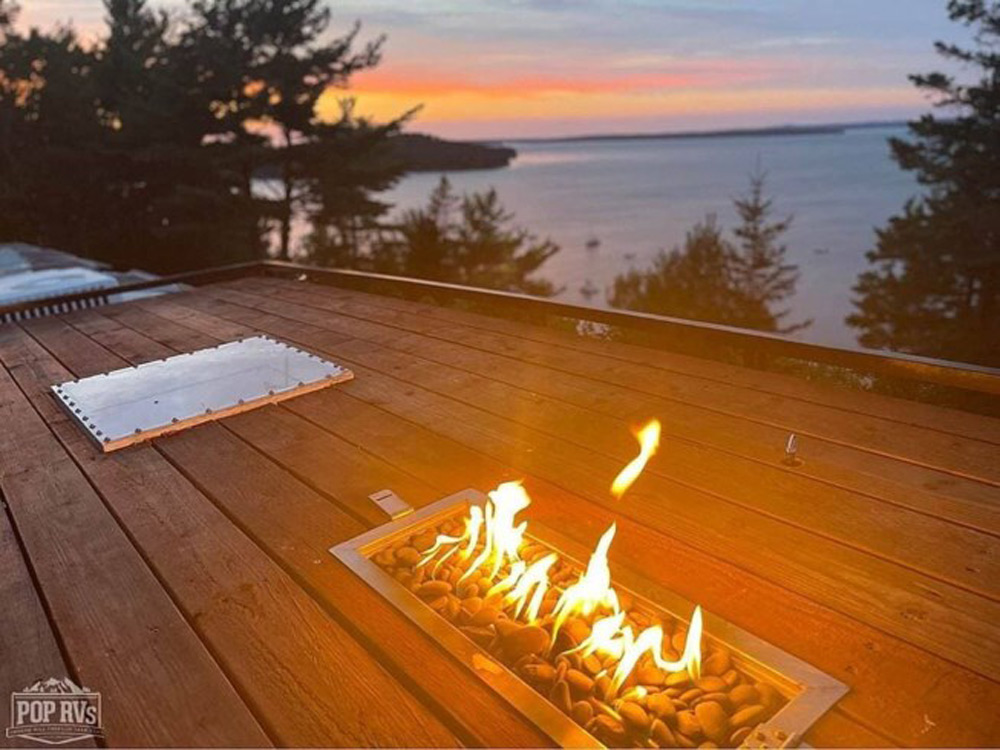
731;169;809;333
610;173;806;332
610;216;756;323
301;99;412;266
186;0;384;259
0;3;105;253
372;176;560;295
848;0;1000;366
0;0;395;271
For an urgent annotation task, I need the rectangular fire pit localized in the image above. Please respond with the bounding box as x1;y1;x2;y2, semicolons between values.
331;488;846;748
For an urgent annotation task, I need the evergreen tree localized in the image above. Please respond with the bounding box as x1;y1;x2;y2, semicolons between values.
301;98;413;266
185;0;384;259
373;177;560;295
848;0;1000;366
731;169;809;333
609;173;806;332
610;216;756;324
0;0;396;271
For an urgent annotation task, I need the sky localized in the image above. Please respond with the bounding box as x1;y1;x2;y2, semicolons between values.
21;0;968;139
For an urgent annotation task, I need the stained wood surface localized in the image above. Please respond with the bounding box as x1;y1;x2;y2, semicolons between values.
1;275;998;748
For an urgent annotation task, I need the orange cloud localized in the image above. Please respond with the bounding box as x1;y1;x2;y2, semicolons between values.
345;58;781;99
320;82;921;131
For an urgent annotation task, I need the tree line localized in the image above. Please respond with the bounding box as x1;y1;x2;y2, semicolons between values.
0;0;556;293
614;0;1000;368
1;0;997;367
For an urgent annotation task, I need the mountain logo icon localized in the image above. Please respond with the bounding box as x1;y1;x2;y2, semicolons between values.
7;677;103;745
21;678;89;696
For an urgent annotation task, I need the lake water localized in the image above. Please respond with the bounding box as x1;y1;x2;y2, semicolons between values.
382;125;917;349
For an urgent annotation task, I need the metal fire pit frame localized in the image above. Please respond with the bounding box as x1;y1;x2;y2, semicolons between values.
330;489;847;749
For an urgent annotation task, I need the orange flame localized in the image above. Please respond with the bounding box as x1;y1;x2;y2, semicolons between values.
610;606;702;696
551;523;620;640
404;455;707;706
565;605;703;699
460;480;531;582
611;419;661;498
507;552;558;622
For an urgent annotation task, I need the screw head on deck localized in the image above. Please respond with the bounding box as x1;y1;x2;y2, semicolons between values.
782;433;801;467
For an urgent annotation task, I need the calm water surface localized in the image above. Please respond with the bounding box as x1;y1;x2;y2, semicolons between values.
382;126;917;348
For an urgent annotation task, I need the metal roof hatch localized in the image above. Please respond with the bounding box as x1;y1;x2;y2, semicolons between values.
53;335;352;451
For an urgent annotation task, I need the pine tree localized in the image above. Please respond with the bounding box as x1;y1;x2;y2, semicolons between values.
848;0;1000;366
731;169;809;333
609;172;805;333
373;176;560;295
609;216;758;325
0;0;397;271
186;0;385;259
301;98;413;266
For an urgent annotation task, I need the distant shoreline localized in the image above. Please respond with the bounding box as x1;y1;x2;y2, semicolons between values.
505;120;908;145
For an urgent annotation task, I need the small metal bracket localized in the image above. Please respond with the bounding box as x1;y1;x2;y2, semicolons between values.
369;489;414;520
740;726;798;749
782;433;802;467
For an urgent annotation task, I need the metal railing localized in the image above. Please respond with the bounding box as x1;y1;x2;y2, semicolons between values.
1;259;998;397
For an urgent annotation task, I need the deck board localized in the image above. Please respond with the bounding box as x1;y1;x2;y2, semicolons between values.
206;281;1000;543
0;506;94;749
174;284;1000;679
232;278;1000;478
7;320;457;748
2;275;999;748
244;276;1000;445
52;306;552;748
0;325;271;748
134;282;1000;746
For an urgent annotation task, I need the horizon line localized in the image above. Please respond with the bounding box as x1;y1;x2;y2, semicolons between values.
452;118;911;145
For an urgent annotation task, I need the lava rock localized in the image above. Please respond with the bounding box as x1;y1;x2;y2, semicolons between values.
565;669;594;696
571;700;594;726
694;701;729;744
504;625;550;660
652;718;677;747
730;704;766;729
395;546;422;566
619;701;651;733
729;684;759;707
415;580;451;599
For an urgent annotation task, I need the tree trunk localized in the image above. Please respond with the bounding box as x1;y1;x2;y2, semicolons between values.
279;128;293;260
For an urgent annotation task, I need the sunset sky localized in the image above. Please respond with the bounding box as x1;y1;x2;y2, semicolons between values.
23;0;965;139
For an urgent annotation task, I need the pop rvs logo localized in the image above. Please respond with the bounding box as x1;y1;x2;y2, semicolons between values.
6;678;102;745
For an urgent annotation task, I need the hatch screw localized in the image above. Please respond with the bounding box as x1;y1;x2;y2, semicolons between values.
783;433;802;466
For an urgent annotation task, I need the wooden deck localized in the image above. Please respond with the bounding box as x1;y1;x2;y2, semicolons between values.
1;275;998;748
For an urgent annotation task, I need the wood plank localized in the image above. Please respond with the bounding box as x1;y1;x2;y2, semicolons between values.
50;306;552;748
155;420;553;748
150;291;1000;747
253;276;1000;445
137;294;258;340
216;281;1000;536
198;277;1000;598
171;292;1000;683
7;321;457;748
329;338;1000;598
102;303;223;351
243;278;1000;485
282;389;997;749
0;504;95;749
0;326;270;748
